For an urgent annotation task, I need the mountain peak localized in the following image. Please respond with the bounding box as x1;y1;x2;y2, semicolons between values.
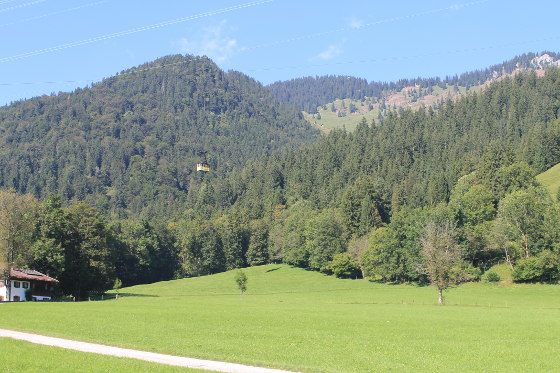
530;53;560;69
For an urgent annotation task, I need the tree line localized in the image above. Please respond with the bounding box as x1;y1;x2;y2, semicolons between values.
0;192;177;299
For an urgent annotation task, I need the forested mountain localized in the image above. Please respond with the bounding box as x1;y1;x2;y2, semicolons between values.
201;68;560;219
0;55;318;219
268;52;560;113
2;55;560;299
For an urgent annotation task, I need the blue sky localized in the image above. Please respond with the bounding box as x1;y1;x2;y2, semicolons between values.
1;0;559;105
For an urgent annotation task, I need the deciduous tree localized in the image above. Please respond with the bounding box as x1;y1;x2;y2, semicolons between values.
234;270;248;298
0;190;39;300
420;221;463;305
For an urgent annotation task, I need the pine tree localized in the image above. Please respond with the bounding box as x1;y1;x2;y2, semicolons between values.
246;220;269;266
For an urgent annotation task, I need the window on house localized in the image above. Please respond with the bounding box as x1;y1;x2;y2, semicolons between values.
14;281;20;288
22;282;29;289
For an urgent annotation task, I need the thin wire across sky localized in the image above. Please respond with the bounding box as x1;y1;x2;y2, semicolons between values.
0;0;273;63
0;0;495;86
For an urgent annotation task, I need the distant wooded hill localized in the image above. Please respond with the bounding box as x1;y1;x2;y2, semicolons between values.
268;51;560;114
0;55;318;219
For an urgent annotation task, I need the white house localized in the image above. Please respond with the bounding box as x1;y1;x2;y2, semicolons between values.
0;269;58;302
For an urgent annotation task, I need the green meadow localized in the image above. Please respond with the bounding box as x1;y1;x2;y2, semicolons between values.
537;161;560;198
1;265;560;372
302;84;480;133
303;98;380;133
0;339;205;373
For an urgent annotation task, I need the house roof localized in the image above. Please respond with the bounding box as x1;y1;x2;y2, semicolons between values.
10;269;59;283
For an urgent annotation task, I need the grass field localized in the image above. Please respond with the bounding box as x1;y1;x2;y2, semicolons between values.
537;162;560;198
0;338;205;372
1;265;560;372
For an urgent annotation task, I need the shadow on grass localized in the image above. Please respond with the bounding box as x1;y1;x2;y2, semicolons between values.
265;267;281;273
117;293;159;298
81;293;160;302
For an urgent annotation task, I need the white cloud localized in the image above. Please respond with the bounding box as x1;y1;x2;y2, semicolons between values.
316;44;342;60
349;17;364;29
177;21;237;62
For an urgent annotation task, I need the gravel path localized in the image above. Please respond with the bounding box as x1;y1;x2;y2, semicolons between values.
0;329;298;373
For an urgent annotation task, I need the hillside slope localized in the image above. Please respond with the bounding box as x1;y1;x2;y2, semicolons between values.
537;162;560;197
270;52;560;132
269;52;559;112
0;55;318;218
206;68;560;223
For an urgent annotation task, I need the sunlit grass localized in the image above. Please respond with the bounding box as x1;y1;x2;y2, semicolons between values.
303;84;479;134
0;338;205;373
537;162;560;198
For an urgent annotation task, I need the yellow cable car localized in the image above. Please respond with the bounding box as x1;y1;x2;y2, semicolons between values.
196;151;210;172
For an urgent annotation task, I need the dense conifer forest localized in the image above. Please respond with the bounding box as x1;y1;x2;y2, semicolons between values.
1;54;560;298
0;55;318;219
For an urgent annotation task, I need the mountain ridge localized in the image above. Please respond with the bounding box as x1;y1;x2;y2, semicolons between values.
268;51;560;114
293;52;560;132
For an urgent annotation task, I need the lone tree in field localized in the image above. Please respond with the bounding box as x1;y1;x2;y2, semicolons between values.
234;270;248;298
420;221;463;306
113;278;122;298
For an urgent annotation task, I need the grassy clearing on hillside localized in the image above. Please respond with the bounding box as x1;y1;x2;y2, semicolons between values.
1;265;559;372
483;263;513;283
303;99;379;133
303;84;480;133
0;339;203;373
537;162;560;198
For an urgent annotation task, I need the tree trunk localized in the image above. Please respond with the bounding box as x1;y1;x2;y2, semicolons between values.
438;287;444;306
3;268;10;302
6;242;14;301
504;246;514;270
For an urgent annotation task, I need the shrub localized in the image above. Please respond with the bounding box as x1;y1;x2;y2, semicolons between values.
484;271;501;283
513;251;560;283
449;262;482;283
325;253;362;279
512;257;541;282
